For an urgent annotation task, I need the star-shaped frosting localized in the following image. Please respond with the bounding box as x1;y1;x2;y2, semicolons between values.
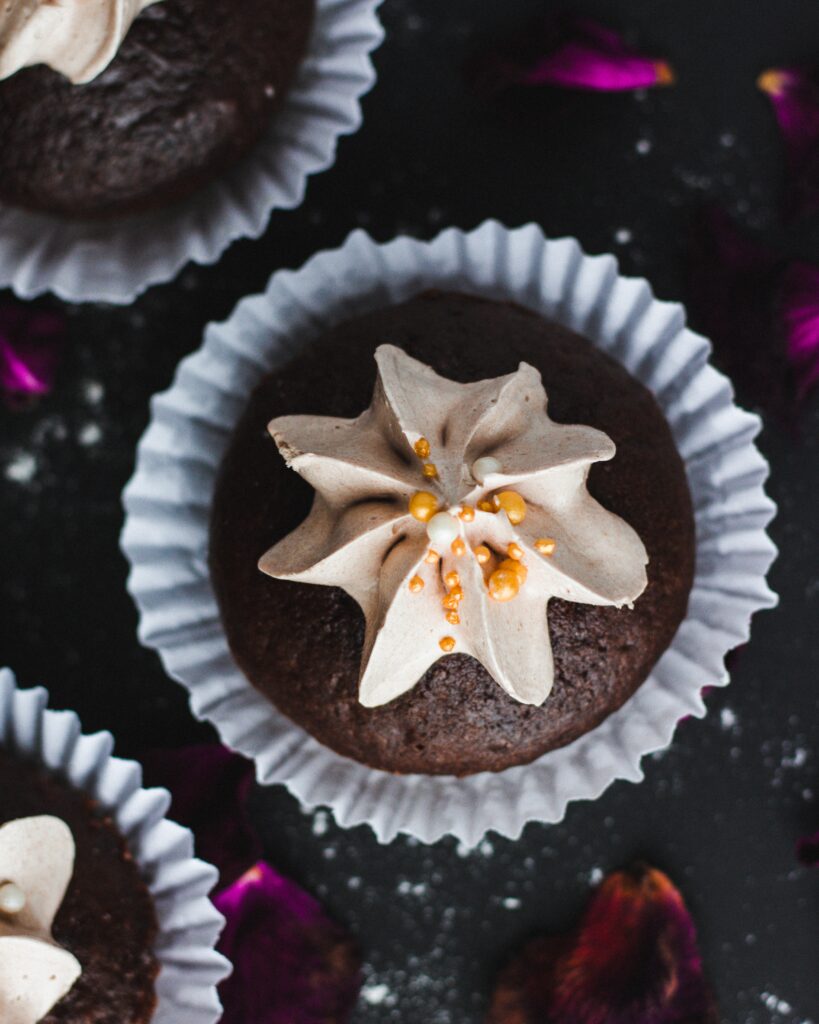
0;816;82;1024
259;345;648;708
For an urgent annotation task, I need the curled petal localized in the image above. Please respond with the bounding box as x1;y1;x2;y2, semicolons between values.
758;67;819;217
214;862;361;1024
141;744;261;890
476;16;674;94
487;864;719;1024
778;261;819;402
797;831;819;867
0;303;64;401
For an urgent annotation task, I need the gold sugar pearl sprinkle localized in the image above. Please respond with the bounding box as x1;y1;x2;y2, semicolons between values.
409;491;439;523
498;558;527;584
494;491;527;525
0;881;26;915
414;437;431;459
450;585;464;602
446;611;460;626
425;549;440;564
507;542;523;561
422;463;439;479
478;500;495;513
439;636;456;653
408;575;425;593
473;545;492;565
535;537;557;556
451;538;466;557
444;570;460;589
459;505;475;522
488;568;521;602
442;594;460;611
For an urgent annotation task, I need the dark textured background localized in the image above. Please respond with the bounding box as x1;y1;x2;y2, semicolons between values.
1;1;818;1021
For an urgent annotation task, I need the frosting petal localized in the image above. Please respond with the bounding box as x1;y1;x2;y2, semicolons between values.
260;345;649;708
0;816;82;1024
0;0;162;84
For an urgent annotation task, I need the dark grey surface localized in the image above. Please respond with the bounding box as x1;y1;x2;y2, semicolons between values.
1;1;818;1021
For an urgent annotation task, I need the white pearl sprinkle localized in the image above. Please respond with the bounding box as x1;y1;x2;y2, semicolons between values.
472;456;501;484
426;512;459;548
0;881;26;915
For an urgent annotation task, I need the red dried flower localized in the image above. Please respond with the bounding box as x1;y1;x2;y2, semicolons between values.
758;68;819;218
0;303;64;402
487;864;718;1024
475;15;674;94
687;206;819;421
214;862;362;1024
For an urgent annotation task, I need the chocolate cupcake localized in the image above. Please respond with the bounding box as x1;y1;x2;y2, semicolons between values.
0;0;315;218
123;224;775;842
210;291;695;776
0;669;229;1023
0;751;158;1023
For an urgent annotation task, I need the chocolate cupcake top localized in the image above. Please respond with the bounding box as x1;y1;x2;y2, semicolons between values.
0;816;81;1023
0;0;161;83
259;345;649;708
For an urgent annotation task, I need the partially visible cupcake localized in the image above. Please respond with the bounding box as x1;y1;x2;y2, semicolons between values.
210;291;694;776
0;669;229;1023
0;0;315;217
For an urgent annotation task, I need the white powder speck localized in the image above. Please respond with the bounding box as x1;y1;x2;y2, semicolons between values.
502;897;522;910
782;747;807;769
635;138;652;155
347;876;362;890
615;228;633;245
761;991;793;1014
720;132;736;148
589;866;604;885
478;838;494;857
4;452;37;483
78;422;102;446
720;707;738;730
322;846;337;860
312;809;330;836
82;380;104;405
361;983;391;1006
397;880;429;897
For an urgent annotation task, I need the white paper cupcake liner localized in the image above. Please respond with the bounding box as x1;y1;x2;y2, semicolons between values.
0;0;384;304
121;221;778;846
0;667;230;1023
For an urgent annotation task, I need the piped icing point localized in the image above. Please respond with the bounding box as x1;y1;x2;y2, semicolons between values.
0;0;163;84
0;815;82;1024
260;345;648;707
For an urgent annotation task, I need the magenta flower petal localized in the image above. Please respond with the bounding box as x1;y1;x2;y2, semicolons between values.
214;862;361;1024
141;744;261;889
0;304;64;400
779;262;819;402
476;16;674;94
687;206;794;422
487;864;719;1024
758;68;819;217
797;831;819;866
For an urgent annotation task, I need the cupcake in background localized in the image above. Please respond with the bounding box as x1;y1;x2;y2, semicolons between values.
0;668;229;1023
0;0;383;303
0;0;315;218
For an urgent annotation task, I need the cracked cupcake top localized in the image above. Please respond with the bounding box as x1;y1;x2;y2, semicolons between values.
260;345;648;707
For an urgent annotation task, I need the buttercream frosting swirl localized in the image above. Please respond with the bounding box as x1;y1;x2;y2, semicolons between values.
0;815;81;1024
260;345;648;707
0;0;162;84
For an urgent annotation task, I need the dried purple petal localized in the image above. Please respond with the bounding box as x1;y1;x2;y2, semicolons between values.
475;16;674;94
687;206;793;422
487;864;718;1024
0;303;64;401
214;862;361;1024
797;831;819;866
778;261;819;402
758;68;819;218
141;744;261;890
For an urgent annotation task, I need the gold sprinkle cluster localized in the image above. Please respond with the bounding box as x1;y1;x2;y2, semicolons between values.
406;437;559;650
